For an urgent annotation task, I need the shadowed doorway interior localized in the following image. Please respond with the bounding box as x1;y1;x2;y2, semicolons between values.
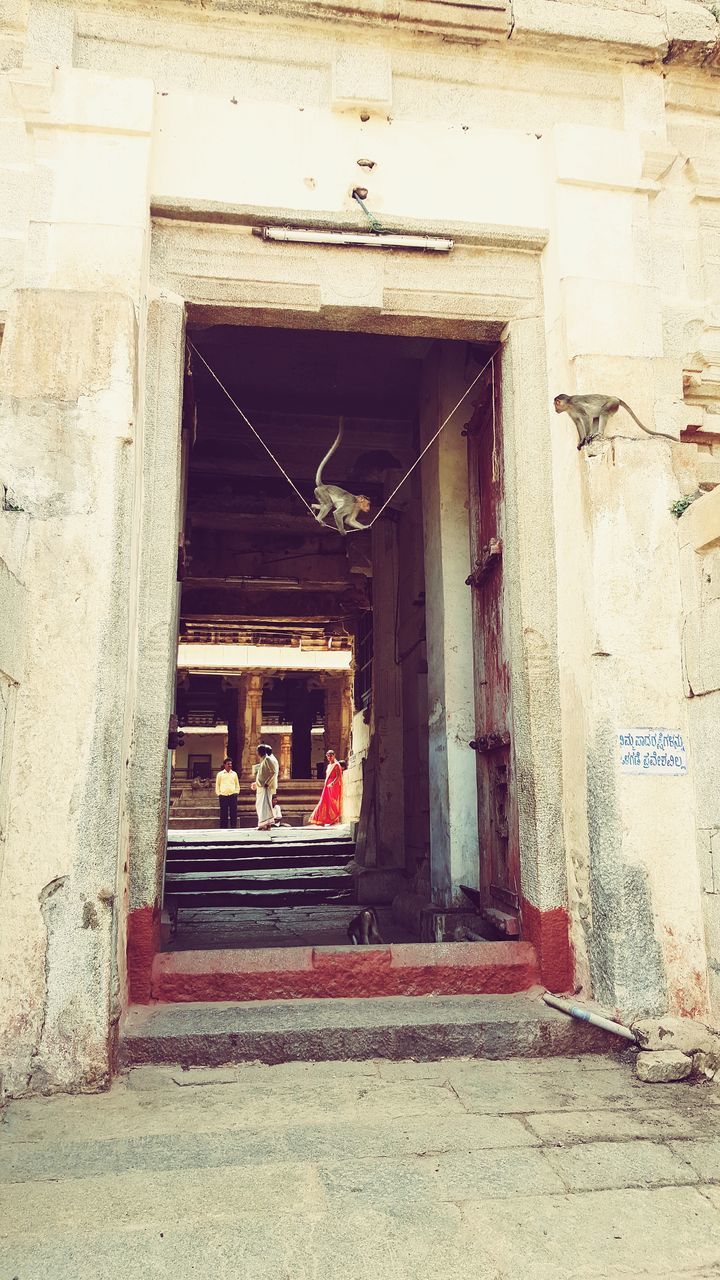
164;323;503;952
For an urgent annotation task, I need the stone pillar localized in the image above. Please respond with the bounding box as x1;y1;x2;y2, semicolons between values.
239;674;264;780
126;295;185;1001
278;733;292;781
340;671;354;764
420;343;479;906
0;289;143;1094
323;674;351;761
370;518;405;868
224;679;237;771
499;318;568;990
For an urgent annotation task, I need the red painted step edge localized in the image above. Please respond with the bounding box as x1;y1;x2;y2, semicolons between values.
150;940;540;1002
521;899;573;994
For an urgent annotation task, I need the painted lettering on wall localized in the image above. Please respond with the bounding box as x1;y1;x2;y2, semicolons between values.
617;729;688;776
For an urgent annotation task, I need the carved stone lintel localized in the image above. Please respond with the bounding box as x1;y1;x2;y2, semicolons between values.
465;537;502;588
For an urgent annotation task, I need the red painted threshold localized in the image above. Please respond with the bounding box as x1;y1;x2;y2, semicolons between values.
151;941;540;1002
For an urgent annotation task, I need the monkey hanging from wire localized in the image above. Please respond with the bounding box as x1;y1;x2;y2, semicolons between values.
312;418;372;534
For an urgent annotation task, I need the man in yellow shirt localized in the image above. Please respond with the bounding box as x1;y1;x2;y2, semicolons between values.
215;757;240;829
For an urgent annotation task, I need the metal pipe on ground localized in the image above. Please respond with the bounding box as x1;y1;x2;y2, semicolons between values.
542;992;637;1043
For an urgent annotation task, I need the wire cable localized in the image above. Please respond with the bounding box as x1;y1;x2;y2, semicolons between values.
187;339;499;534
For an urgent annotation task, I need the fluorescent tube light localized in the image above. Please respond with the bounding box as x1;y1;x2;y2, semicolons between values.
259;227;453;252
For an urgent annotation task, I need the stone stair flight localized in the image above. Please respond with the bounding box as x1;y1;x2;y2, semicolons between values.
168;777;324;830
164;825;356;916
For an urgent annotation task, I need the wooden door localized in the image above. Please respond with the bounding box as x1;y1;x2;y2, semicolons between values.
465;362;521;936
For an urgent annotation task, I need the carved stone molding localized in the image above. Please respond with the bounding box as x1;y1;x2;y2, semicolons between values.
684;317;720;405
137;0;509;43
641;137;679;189
150;208;545;342
686;159;720;203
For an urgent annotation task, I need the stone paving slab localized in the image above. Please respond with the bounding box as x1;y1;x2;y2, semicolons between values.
524;1104;718;1143
0;1206;483;1280
668;1138;720;1182
4;1076;468;1142
2;1113;539;1185
3;1055;720;1279
461;1186;720;1278
0;1162;326;1238
543;1138;698;1191
318;1146;567;1203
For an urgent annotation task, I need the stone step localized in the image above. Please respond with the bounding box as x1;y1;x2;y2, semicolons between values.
173;775;322;781
164;827;357;911
168;815;314;830
171;785;322;807
165;869;354;906
170;806;316;820
166;849;355;872
146;940;539;1002
164;885;355;910
168;824;355;844
119;993;629;1067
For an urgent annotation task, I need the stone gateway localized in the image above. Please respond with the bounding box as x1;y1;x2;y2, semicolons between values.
1;0;720;1096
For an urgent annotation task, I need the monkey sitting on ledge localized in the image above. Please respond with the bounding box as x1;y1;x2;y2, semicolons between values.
554;393;677;450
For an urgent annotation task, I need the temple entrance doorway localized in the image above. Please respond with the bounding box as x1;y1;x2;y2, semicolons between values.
162;322;518;958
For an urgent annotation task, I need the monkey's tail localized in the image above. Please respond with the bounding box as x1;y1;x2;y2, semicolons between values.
315;417;344;487
619;401;677;443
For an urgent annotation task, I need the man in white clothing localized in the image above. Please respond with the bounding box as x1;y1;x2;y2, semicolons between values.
251;743;279;831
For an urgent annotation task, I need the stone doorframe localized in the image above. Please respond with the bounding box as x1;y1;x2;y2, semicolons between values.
126;203;570;997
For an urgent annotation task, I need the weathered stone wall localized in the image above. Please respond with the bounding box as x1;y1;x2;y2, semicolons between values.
0;50;154;1092
1;0;720;1091
679;487;720;1016
0;509;26;892
0;290;141;1093
538;67;719;1017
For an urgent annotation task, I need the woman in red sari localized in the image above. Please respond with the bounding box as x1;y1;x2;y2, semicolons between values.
309;750;343;826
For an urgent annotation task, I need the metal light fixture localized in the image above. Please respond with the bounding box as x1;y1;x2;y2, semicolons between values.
256;226;453;252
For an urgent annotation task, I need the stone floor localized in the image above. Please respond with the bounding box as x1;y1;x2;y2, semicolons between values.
3;1054;720;1277
168;903;416;950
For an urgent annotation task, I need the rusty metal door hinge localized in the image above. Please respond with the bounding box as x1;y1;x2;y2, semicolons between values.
465;538;502;589
469;729;510;753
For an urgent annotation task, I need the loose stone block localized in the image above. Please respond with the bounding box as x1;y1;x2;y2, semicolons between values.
635;1051;692;1083
633;1015;720;1075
